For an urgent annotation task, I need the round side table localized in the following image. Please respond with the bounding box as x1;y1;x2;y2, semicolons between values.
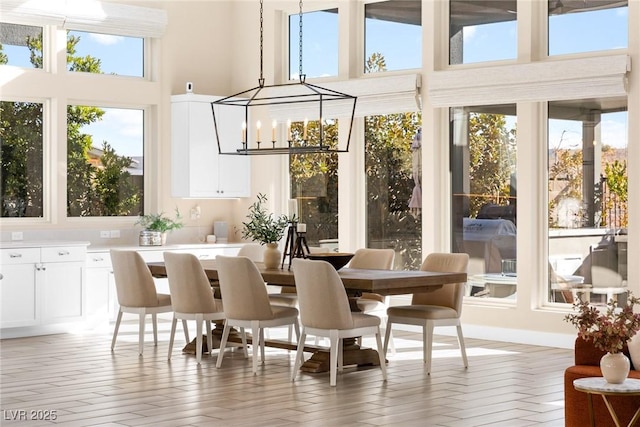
573;377;640;427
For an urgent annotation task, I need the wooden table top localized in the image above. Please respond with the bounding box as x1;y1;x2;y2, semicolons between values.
147;259;467;296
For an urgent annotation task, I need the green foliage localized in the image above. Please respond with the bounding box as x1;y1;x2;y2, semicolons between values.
242;194;289;245
136;209;183;233
467;113;516;217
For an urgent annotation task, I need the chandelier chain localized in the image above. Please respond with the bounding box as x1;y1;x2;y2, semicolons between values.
298;0;305;82
259;0;264;86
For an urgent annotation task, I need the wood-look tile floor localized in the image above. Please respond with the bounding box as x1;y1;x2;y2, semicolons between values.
1;320;572;426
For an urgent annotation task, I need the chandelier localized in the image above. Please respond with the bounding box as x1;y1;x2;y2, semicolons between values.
212;0;356;155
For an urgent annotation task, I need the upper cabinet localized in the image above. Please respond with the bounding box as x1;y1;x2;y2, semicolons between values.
171;94;250;198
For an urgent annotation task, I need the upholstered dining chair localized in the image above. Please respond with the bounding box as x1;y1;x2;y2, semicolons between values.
291;258;387;387
215;255;300;375
383;252;469;375
352;248;396;351
163;252;225;364
110;249;188;355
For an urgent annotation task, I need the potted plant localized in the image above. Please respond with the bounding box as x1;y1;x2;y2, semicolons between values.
136;209;183;246
565;294;640;383
241;193;289;269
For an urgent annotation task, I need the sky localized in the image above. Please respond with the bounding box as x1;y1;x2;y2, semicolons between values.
3;4;629;156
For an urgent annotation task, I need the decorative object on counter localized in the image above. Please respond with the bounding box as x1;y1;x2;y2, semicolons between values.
565;293;640;383
136;208;183;246
281;219;298;270
241;193;289;269
206;235;217;243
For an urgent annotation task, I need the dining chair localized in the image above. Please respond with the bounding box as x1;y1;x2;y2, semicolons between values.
163;252;226;364
110;249;188;355
291;258;387;387
351;248;396;353
384;252;469;375
215;255;300;375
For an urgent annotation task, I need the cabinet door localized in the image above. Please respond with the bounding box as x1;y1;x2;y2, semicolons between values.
213;102;250;197
41;261;84;323
85;253;115;322
0;263;38;328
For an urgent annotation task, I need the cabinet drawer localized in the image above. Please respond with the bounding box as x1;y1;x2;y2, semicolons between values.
86;252;112;268
1;248;40;265
41;246;86;263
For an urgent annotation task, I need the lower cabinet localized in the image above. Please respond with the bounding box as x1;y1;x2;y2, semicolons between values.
0;245;87;333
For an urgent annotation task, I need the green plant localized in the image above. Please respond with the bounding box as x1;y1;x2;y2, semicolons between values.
136;209;183;233
242;193;289;244
564;294;640;354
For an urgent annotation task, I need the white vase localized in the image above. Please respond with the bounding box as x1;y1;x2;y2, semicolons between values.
600;352;630;384
263;243;281;270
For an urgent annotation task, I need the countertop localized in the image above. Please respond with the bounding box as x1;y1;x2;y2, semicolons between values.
0;241;244;252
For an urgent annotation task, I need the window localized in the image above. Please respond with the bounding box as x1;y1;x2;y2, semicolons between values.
0;101;44;217
67;30;143;77
0;23;42;68
289;119;338;247
67;106;143;217
548;1;628;56
451;104;517;299
449;0;517;65
547;98;628;304
289;9;338;79
365;112;422;269
365;0;421;73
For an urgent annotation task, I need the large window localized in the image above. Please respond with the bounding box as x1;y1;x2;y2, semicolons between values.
0;101;44;217
67;106;143;217
449;0;517;65
548;0;628;56
451;104;517;299
548;98;628;304
67;30;144;77
289;9;338;79
289;119;338;248
365;0;422;73
0;23;42;68
365;113;422;270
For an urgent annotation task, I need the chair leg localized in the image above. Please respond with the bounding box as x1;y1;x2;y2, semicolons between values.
338;338;344;372
375;327;387;381
259;327;266;364
456;323;469;368
152;313;158;346
111;309;123;351
216;323;231;368
182;319;190;343
251;321;260;375
329;331;339;387
239;327;249;358
168;317;178;360
293;321;301;343
424;321;435;375
291;331;307;382
195;316;203;365
383;320;393;356
138;312;145;356
206;320;213;357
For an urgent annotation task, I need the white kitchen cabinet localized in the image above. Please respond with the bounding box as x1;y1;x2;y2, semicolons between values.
0;248;40;328
171;93;250;198
85;252;116;323
0;244;87;332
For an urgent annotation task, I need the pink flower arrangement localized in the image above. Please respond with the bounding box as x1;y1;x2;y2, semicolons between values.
565;294;640;354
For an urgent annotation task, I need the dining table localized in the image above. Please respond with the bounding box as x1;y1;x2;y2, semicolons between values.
147;259;467;373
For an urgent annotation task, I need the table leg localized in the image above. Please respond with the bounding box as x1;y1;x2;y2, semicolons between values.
587;393;596;427
299;337;383;373
601;395;624;427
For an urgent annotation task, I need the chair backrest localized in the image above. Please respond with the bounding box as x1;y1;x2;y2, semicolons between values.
349;248;395;270
110;249;161;307
163;252;218;314
237;243;265;263
412;253;469;315
215;255;274;320
292;258;353;330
